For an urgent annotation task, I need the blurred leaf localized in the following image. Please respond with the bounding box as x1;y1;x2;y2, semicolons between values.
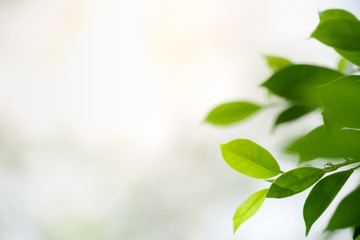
205;101;261;125
332;129;360;158
264;55;293;72
319;9;358;23
288;126;360;162
327;186;360;230
317;10;360;66
233;189;268;233
322;114;339;134
265;179;275;183
274;105;316;127
311;20;360;51
303;169;353;236
354;225;360;240
220;139;281;179
267;167;325;198
288;126;332;162
337;58;347;73
319;75;360;128
337;58;354;74
336;49;360;67
261;65;343;104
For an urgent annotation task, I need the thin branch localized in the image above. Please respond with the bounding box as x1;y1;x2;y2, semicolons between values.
323;159;360;173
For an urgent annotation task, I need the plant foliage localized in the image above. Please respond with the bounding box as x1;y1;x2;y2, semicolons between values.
206;9;360;238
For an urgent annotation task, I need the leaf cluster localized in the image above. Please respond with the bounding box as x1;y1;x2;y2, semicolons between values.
206;9;360;238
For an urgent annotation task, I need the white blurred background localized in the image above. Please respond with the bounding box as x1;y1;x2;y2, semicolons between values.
0;0;359;239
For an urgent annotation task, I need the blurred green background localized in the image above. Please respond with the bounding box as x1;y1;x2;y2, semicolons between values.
0;0;359;239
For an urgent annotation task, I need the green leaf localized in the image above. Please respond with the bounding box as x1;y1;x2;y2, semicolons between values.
220;139;281;179
288;126;360;162
261;65;343;104
332;129;360;159
303;169;354;236
288;126;333;162
267;167;325;198
205;101;261;125
354;225;360;240
264;55;293;72
311;20;360;51
274;105;316;127
319;75;360;128
327;186;360;230
322;113;341;134
233;189;268;233
337;58;347;73
337;58;354;74
319;9;358;23
265;179;275;183
336;49;360;67
317;10;360;67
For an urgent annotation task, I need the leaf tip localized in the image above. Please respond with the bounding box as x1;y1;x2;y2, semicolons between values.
219;143;226;152
317;9;323;20
232;210;241;234
305;225;311;237
203;116;211;124
310;30;317;39
233;224;239;235
260;81;268;87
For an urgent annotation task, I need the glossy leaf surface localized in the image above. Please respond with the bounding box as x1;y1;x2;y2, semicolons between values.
327;186;360;230
220;139;281;179
264;55;293;72
303;169;353;235
262;65;342;103
206;101;261;125
233;189;268;233
267;167;324;198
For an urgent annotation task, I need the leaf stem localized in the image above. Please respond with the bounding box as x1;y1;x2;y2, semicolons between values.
323;159;360;173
